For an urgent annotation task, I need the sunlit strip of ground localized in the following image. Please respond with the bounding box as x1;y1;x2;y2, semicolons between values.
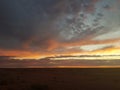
27;66;120;68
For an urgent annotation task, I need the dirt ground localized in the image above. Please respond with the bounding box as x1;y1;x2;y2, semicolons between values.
0;68;120;90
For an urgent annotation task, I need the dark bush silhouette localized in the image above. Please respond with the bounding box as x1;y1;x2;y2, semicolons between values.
30;84;49;90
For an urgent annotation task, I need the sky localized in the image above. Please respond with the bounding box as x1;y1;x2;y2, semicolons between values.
0;0;120;60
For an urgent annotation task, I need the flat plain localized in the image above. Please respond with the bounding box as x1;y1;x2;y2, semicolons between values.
0;68;120;90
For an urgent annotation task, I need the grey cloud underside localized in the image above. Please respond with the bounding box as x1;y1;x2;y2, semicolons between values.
0;0;119;52
0;0;60;50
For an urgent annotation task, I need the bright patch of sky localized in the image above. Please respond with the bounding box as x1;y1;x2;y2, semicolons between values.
94;28;120;40
80;44;112;51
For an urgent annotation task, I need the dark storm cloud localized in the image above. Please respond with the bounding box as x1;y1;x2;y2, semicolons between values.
0;0;100;51
0;0;60;50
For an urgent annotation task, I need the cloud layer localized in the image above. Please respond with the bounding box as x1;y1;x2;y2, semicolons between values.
0;0;120;58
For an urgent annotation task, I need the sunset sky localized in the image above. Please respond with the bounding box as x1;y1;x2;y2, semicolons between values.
0;0;120;60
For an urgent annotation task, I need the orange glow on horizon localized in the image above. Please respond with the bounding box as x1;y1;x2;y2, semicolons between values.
0;47;120;60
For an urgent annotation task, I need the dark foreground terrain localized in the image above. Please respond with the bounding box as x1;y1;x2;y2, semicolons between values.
0;68;120;90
